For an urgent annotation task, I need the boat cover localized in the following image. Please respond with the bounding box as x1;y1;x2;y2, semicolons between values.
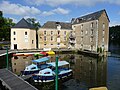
32;57;49;63
48;61;69;67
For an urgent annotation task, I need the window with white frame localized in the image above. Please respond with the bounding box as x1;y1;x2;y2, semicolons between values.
103;23;105;30
91;29;93;35
58;30;60;35
13;31;16;35
25;31;27;35
44;31;47;35
44;36;46;41
64;31;66;35
81;30;83;35
32;40;34;44
81;24;83;30
51;31;53;35
64;36;66;41
90;37;93;42
91;22;94;28
51;36;53;41
81;37;83;41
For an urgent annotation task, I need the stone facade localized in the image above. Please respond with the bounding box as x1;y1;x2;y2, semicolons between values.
72;10;109;52
38;26;72;49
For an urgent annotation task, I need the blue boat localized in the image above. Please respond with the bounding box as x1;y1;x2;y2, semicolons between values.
21;56;51;76
32;61;72;82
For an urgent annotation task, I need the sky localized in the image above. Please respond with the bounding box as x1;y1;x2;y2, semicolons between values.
0;0;120;26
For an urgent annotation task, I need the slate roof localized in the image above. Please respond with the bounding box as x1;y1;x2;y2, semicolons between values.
12;18;35;29
72;9;110;24
41;21;72;30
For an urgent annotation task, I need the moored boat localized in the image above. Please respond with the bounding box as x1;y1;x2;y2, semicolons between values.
21;56;51;76
32;61;72;82
46;51;55;55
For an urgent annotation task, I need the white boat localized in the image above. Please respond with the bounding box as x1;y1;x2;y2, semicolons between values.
32;61;72;82
21;56;51;75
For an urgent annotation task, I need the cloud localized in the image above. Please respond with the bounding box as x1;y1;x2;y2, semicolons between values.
53;7;70;14
25;0;120;6
42;7;70;16
110;21;120;27
0;1;41;16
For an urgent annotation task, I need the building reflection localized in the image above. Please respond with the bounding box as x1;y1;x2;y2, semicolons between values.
11;55;35;75
11;53;107;88
72;54;107;88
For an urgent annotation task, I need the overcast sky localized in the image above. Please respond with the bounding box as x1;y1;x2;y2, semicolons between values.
0;0;120;26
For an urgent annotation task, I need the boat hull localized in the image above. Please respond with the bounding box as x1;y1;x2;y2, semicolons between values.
21;70;39;75
32;71;72;82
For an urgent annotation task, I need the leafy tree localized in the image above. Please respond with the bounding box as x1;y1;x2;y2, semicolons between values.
26;18;41;30
0;11;15;41
26;18;41;48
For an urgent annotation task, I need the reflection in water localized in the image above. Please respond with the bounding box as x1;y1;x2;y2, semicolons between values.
10;54;107;90
11;55;35;75
72;55;107;89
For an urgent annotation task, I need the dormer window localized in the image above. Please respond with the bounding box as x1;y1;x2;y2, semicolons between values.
77;19;79;23
57;25;61;30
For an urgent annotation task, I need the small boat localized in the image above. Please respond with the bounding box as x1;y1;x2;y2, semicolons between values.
40;51;48;56
21;56;51;76
13;53;34;56
32;61;72;82
46;51;55;55
34;53;44;57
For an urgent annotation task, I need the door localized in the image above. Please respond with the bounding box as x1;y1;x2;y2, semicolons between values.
14;44;17;49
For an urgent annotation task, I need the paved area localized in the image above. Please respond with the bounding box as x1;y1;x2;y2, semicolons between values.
0;69;38;90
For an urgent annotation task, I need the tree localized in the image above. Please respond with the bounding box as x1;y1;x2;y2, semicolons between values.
26;18;41;48
26;18;41;30
0;11;15;41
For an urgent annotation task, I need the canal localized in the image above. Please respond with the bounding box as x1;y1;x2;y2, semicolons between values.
0;44;120;90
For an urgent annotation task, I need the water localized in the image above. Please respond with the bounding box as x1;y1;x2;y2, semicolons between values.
0;44;120;90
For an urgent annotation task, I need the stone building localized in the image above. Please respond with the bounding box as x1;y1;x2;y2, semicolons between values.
37;21;73;49
72;9;109;52
11;18;36;49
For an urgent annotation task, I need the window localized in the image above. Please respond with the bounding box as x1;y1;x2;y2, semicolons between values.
77;19;79;23
81;24;83;30
58;31;60;35
14;63;16;65
64;31;66;35
81;37;83;41
102;37;104;42
103;23;105;30
25;32;27;35
64;36;66;41
31;67;36;70
91;22;94;28
57;43;60;45
90;37;93;42
85;30;88;35
51;44;53;45
51;36;53;41
14;38;16;40
51;31;53;35
44;36;46;41
103;30;105;36
91;29;93;35
44;43;46;45
32;40;34;44
44;31;46;35
81;30;83;35
13;31;16;35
